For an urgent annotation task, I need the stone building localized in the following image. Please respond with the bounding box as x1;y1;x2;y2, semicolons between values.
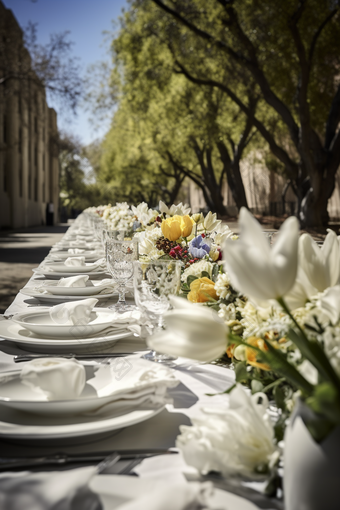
0;1;59;228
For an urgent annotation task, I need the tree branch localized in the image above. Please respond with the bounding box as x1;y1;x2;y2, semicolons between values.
174;59;299;180
325;82;340;150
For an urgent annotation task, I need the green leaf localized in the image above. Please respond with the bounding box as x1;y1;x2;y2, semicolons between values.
288;327;340;392
251;379;264;394
187;275;198;286
201;271;211;279
235;361;249;383
273;385;286;411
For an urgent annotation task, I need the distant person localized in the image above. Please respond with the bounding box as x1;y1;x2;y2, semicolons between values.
46;202;54;226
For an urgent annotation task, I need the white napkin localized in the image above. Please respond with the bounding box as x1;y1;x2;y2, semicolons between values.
20;357;86;400
91;279;118;294
87;356;179;402
64;257;86;267
68;248;86;254
57;275;90;287
69;240;87;248
115;480;213;510
50;298;98;325
0;466;100;510
85;258;106;271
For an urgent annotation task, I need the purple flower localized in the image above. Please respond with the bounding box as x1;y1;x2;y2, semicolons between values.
189;235;211;259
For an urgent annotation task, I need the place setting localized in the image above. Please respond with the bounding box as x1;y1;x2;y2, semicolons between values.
33;256;110;280
20;275;119;304
0;353;179;442
0;299;138;353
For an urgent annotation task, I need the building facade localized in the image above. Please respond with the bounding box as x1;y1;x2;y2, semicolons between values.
0;1;59;228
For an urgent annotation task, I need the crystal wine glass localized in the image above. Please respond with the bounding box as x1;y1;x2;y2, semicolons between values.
134;260;181;362
106;238;138;312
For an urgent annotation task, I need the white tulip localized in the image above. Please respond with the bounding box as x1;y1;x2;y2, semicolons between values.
203;211;221;232
176;385;278;477
284;267;318;310
319;285;340;325
298;230;339;292
147;304;228;362
223;208;299;301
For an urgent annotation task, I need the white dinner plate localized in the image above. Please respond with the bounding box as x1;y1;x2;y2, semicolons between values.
0;402;164;440
41;261;107;273
0;366;161;416
20;288;117;304
0;319;132;353
32;268;110;280
90;476;261;510
12;309;116;338
48;252;102;262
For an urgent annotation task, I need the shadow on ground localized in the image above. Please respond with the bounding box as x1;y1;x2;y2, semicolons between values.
0;224;69;313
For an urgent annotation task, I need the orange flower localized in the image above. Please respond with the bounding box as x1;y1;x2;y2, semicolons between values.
246;336;270;371
226;343;236;358
188;277;218;303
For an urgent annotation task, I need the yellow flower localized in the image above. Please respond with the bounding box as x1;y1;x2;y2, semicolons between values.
161;215;194;241
188;277;218;303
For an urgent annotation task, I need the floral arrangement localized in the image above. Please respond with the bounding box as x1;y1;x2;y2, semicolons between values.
149;206;340;484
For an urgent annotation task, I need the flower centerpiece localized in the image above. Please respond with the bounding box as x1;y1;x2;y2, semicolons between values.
149;207;340;509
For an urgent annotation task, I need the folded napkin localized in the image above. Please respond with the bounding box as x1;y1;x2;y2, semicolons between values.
20;357;86;400
64;257;86;266
114;480;213;510
87;356;179;403
69;240;87;248
68;248;86;254
50;298;98;325
0;466;101;510
91;279;118;295
57;275;90;287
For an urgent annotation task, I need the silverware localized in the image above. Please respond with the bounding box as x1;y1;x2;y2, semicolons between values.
14;352;132;363
0;449;177;471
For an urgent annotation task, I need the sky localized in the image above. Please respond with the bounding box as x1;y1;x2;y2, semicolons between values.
3;0;128;145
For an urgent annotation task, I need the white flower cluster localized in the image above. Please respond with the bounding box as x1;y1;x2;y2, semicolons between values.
181;260;214;282
214;272;231;299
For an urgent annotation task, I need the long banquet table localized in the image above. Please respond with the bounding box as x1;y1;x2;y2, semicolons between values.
0;225;282;510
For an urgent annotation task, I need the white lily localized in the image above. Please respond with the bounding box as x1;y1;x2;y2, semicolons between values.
159;201;191;217
223;208;299;301
298;230;339;292
203;211;221;232
147;303;228;361
213;223;234;246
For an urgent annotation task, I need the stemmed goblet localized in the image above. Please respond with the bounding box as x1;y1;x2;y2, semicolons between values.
133;260;181;363
106;238;138;312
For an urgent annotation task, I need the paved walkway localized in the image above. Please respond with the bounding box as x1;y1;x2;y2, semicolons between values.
0;224;69;313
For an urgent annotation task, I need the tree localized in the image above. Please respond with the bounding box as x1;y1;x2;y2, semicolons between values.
102;2;257;213
150;0;340;226
0;20;82;113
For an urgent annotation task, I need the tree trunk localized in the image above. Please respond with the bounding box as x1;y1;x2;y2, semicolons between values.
192;142;228;216
300;169;337;227
217;141;248;210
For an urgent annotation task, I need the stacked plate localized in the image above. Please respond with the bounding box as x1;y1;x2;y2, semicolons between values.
20;278;118;304
0;308;132;353
0;357;171;441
